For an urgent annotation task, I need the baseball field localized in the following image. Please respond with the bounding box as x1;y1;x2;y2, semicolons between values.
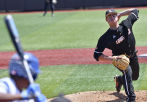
0;7;147;102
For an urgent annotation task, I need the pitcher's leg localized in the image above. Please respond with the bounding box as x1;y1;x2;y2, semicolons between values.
122;66;136;101
130;54;140;81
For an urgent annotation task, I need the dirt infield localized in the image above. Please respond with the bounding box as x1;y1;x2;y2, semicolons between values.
47;91;147;102
0;46;147;101
0;46;147;69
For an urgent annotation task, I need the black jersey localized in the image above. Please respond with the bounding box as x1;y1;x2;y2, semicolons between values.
94;9;139;61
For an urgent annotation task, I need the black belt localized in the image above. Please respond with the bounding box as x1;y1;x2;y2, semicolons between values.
125;50;138;58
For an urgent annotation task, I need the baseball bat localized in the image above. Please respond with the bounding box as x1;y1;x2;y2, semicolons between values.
5;15;34;84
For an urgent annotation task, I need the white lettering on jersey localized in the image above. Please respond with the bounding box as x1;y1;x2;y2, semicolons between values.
116;36;125;44
113;35;116;39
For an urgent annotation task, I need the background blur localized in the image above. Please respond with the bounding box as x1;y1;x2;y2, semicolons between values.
0;0;147;12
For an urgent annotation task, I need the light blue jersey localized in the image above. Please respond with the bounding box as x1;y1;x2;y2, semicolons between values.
0;77;34;102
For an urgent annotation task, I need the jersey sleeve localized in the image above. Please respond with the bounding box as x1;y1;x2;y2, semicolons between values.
93;35;106;61
128;9;139;25
120;9;139;28
0;80;8;93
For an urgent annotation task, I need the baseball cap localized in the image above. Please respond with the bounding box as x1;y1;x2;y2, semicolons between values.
105;9;117;17
9;52;40;80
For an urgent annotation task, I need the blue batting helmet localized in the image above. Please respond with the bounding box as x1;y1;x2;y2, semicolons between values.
9;52;40;81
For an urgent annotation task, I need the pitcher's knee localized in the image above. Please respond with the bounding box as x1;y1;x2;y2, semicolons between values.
132;75;139;80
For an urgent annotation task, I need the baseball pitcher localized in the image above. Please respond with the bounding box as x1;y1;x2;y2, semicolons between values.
93;8;140;102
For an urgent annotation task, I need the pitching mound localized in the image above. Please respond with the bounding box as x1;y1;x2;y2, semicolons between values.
47;91;147;102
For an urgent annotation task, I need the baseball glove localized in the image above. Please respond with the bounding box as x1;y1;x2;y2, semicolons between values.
112;55;130;70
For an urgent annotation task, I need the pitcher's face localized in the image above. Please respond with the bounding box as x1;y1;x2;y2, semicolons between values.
106;14;118;24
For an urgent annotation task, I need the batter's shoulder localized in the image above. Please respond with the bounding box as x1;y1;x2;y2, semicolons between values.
0;77;13;83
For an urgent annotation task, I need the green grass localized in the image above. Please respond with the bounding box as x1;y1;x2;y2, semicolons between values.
0;9;147;51
0;64;147;98
0;8;147;98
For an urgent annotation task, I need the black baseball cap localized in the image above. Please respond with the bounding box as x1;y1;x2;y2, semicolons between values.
105;9;117;17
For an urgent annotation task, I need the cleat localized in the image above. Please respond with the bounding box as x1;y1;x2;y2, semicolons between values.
114;76;122;93
126;98;135;102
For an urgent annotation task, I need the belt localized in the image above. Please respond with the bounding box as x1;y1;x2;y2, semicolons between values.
125;50;138;58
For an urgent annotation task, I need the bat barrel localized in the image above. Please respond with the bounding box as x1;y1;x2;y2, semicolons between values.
5;15;34;84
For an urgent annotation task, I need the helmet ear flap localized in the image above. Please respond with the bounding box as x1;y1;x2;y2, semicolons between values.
9;52;40;81
30;68;38;80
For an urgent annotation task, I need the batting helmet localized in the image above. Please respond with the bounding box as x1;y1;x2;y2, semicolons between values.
9;52;40;81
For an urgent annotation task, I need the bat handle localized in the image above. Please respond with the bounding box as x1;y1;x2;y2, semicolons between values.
23;60;34;84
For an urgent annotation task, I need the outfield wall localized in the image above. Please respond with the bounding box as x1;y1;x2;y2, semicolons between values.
0;0;147;12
